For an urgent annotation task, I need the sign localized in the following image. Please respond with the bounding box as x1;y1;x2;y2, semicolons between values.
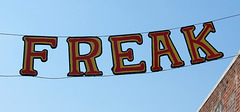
19;22;224;76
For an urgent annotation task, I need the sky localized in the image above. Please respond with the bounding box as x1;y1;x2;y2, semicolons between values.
0;0;239;112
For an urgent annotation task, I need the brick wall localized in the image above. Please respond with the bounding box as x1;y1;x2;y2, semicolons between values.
198;54;240;112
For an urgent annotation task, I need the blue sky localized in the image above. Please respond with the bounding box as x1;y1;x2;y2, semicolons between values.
0;0;239;112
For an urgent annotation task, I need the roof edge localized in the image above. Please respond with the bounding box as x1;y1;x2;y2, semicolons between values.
197;50;240;112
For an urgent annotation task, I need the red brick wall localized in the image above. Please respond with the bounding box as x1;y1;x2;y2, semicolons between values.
198;55;240;112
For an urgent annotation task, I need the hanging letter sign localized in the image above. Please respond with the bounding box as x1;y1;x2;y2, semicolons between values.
19;22;223;77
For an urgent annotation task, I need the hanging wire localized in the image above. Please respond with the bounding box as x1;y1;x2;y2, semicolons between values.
0;13;239;38
0;54;238;79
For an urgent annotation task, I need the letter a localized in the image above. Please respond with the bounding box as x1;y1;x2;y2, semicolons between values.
148;31;184;72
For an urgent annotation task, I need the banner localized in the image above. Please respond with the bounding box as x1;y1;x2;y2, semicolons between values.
17;22;224;77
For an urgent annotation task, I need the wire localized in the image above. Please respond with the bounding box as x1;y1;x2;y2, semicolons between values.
0;54;238;79
0;13;239;38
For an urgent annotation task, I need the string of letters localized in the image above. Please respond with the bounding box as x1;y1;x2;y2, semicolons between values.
0;13;239;79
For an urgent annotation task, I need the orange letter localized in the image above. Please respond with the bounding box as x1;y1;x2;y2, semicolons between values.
67;37;102;76
148;31;184;72
20;36;57;76
181;22;223;64
109;34;146;75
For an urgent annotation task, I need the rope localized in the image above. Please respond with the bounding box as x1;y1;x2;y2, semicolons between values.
0;13;238;38
0;54;238;79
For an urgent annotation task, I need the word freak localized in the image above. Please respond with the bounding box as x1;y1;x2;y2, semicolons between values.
19;22;223;76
